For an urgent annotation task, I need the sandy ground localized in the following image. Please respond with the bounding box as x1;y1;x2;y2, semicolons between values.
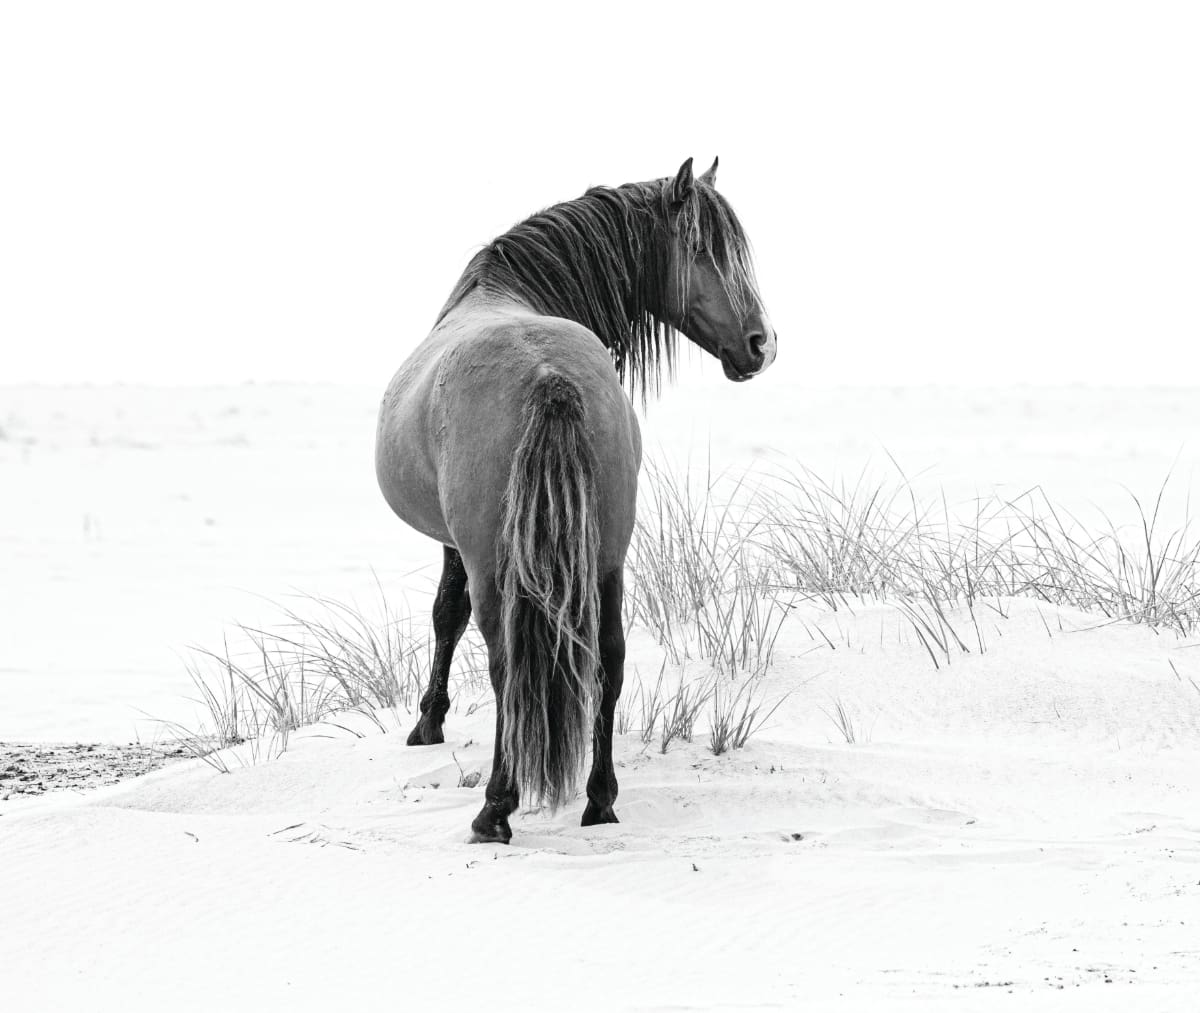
3;383;1200;1009
4;597;1200;1009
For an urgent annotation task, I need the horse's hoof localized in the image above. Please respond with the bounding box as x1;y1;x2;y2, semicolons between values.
469;810;512;845
468;827;512;845
405;718;444;746
581;802;619;826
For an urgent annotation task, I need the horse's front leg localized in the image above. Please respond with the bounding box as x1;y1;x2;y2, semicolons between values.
582;570;624;826
407;545;471;746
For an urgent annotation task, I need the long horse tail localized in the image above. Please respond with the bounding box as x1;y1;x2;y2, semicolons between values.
497;371;602;812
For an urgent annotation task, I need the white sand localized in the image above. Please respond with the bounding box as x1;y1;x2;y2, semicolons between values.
3;598;1199;1008
3;382;1200;1008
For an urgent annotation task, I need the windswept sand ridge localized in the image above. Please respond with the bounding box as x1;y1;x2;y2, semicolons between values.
3;598;1199;1010
766;599;1200;747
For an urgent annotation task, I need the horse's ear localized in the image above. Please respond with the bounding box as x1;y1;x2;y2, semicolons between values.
698;156;718;187
670;157;695;204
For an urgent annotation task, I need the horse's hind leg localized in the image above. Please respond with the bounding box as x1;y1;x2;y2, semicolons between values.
469;584;519;844
582;570;624;826
407;545;471;746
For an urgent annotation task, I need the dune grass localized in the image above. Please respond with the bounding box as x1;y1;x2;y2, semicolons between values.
819;696;865;746
625;458;793;679
772;470;1195;638
613;660;787;756
708;680;790;756
749;462;1200;636
168;458;1200;770
165;585;488;769
628;458;1200;657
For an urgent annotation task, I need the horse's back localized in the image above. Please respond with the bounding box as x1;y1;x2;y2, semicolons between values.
376;303;642;573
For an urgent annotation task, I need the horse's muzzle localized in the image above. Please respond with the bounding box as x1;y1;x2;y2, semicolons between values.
721;327;777;381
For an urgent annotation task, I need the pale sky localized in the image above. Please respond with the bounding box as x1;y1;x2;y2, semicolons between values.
2;1;1197;387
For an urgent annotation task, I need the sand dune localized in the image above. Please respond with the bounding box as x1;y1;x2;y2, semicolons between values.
4;596;1199;1009
4;384;1200;1008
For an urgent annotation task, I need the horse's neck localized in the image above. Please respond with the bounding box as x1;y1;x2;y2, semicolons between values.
437;288;540;332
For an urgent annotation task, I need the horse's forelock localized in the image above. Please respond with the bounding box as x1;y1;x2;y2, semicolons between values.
671;180;761;322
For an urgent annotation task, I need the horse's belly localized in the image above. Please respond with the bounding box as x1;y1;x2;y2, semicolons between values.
375;363;454;546
380;475;453;545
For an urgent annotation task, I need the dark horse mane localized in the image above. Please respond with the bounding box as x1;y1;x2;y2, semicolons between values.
437;175;759;399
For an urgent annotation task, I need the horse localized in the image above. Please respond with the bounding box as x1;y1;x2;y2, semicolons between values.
375;157;776;843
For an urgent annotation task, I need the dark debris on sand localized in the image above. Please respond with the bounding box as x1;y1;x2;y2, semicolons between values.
0;741;191;801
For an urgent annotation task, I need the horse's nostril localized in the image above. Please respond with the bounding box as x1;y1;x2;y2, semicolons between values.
746;331;767;362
